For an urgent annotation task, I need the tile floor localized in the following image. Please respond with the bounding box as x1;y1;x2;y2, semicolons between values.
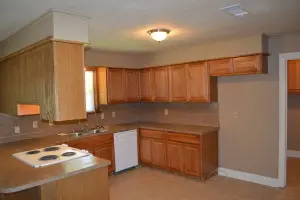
109;158;300;200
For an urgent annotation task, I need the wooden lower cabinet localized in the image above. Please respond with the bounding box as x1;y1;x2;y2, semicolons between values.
182;144;201;177
167;141;183;173
139;128;218;180
140;137;152;165
152;139;167;168
94;143;115;173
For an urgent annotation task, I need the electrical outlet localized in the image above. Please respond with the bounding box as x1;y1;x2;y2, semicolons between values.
101;113;105;120
14;126;20;134
233;111;238;119
164;109;168;116
112;111;115;118
33;121;38;129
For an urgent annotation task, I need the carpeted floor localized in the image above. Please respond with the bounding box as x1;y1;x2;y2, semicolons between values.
109;158;300;200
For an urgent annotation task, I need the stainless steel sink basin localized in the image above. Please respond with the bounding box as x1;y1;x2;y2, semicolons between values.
58;128;108;137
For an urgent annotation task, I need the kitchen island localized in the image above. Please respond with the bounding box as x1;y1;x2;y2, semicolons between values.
0;137;110;200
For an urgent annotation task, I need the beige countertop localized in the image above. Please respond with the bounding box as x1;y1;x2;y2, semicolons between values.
0;121;218;194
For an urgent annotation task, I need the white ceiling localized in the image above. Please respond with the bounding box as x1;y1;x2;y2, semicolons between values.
0;0;299;52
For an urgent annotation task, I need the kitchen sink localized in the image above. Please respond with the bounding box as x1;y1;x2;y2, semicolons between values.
58;128;108;137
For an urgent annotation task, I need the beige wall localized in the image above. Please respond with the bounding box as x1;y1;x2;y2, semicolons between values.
144;33;300;178
288;94;300;151
85;50;148;68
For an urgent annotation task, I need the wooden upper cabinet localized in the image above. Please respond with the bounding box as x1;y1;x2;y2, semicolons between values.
233;54;267;74
169;64;188;102
209;58;233;76
107;68;125;104
125;69;140;102
140;68;154;101
187;62;218;102
288;60;300;94
153;67;169;102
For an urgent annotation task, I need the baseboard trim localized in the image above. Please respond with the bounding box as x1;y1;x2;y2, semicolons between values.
218;167;281;188
287;150;300;158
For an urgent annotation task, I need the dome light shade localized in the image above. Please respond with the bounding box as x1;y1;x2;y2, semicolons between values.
147;28;171;42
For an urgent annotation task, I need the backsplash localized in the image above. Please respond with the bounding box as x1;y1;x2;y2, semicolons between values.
138;102;219;127
0;102;219;144
0;104;141;144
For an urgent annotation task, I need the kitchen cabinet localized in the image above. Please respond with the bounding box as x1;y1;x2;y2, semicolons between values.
187;62;218;102
140;137;152;165
139;129;167;168
107;68;125;104
140;128;218;180
0;39;86;122
288;60;300;94
140;68;154;101
169;64;188;101
153;67;169;102
95;143;115;173
208;58;233;76
182;144;201;176
233;55;267;74
125;69;141;102
67;134;115;173
167;141;183;173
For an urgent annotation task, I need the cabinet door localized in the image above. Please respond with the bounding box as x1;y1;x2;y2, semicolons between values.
140;69;154;101
140;137;152;164
152;139;167;168
167;141;183;173
154;67;169;102
169;64;188;102
208;58;233;76
125;69;140;102
288;60;300;94
182;144;201;177
94;143;115;173
233;55;261;74
107;68;125;103
187;62;217;102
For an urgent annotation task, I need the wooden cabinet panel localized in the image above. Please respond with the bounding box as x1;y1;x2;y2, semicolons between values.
182;144;201;177
167;141;183;173
107;68;125;103
154;67;169;102
288;60;300;94
140;129;166;140
125;69;140;102
169;64;188;101
187;62;217;102
151;139;167;168
140;69;154;101
233;55;264;74
140;137;152;164
208;58;233;76
94;143;115;173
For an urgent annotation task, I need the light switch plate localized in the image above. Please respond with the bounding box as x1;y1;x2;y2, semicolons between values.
101;113;105;120
112;112;115;118
233;111;238;119
164;109;168;116
33;121;38;129
14;126;20;134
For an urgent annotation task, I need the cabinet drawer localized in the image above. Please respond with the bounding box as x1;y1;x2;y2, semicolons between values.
140;129;167;139
167;132;200;145
67;134;113;149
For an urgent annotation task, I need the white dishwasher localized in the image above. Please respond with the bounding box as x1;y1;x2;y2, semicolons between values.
114;129;138;172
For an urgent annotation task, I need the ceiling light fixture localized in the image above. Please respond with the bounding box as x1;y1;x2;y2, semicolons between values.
147;28;171;42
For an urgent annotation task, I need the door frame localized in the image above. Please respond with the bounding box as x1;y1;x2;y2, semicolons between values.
278;52;300;188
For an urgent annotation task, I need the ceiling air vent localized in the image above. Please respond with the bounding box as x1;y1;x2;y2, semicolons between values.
220;4;248;17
